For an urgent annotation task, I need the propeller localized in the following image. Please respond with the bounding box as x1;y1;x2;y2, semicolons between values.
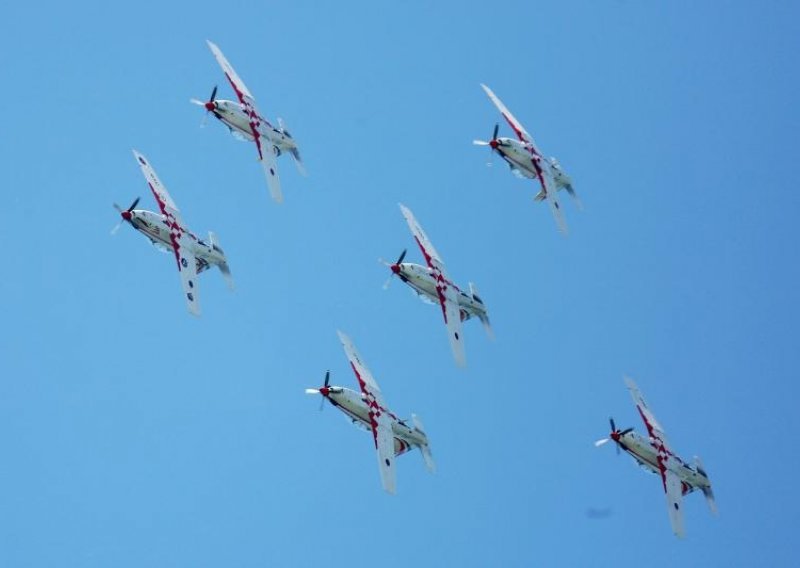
379;249;407;289
190;85;218;127
473;124;501;166
305;370;332;411
594;417;634;455
111;197;140;235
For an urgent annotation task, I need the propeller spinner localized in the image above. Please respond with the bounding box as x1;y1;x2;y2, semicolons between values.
305;370;332;411
594;417;634;454
190;86;219;126
111;197;141;235
380;249;407;289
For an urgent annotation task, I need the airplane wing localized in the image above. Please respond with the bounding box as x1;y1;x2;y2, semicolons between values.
398;204;466;367
664;468;686;538
206;40;282;203
480;83;543;155
624;377;670;447
207;40;254;101
337;331;397;494
540;166;568;235
176;240;201;316
259;144;283;203
133;150;200;316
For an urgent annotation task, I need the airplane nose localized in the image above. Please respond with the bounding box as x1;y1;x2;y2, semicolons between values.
122;210;132;221
319;386;330;397
610;431;620;442
205;101;215;112
489;139;498;149
391;264;400;274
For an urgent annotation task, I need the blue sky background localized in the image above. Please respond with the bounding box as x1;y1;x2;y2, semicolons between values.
1;1;798;566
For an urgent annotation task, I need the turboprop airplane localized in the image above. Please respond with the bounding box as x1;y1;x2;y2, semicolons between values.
381;204;492;368
305;331;435;494
595;377;717;538
474;83;578;235
112;150;234;316
192;40;305;204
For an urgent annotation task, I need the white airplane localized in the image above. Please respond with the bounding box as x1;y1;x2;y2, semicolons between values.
382;203;492;368
474;83;578;234
112;150;234;316
305;331;435;494
192;40;306;204
595;377;717;538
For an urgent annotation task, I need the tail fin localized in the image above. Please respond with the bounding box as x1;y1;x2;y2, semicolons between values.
290;148;306;176
209;231;234;291
278;117;307;176
412;414;436;474
694;456;718;515
469;282;494;340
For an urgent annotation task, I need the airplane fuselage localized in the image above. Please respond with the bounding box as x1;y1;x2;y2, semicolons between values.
209;99;297;154
125;209;225;271
322;386;428;454
493;137;573;191
617;430;712;494
393;262;487;321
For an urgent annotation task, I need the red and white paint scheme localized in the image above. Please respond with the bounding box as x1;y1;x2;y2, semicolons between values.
474;84;578;235
112;150;234;316
192;40;306;204
382;204;492;368
595;377;717;538
305;331;435;494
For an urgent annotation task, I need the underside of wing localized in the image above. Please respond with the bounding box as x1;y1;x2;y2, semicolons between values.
375;416;397;494
399;203;444;267
207;40;254;103
133;150;181;219
480;84;542;154
625;377;670;446
441;284;466;367
664;469;686;538
176;242;200;317
259;142;283;203
541;172;568;235
337;331;384;401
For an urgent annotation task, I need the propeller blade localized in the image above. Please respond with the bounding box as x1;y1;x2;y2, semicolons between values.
609;418;616;433
473;140;491;146
594;438;610;447
304;388;320;395
382;275;394;290
492;123;499;141
190;98;206;106
110;221;123;236
323;370;330;388
619;427;634;436
210;85;218;102
396;249;407;265
113;202;123;214
128;197;140;212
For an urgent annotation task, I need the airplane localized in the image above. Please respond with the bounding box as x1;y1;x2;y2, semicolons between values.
381;203;492;368
474;83;578;235
112;150;234;316
192;40;306;204
305;331;435;494
595;377;717;538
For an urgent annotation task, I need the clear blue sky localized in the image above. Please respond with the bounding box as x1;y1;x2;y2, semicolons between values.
2;1;798;566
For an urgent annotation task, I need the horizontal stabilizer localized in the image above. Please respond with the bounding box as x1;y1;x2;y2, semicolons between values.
209;231;234;291
412;414;436;474
469;282;494;340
